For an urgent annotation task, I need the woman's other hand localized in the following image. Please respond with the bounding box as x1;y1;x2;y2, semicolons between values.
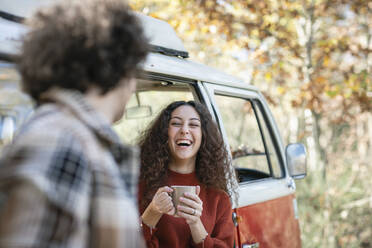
150;186;175;215
177;185;208;244
177;185;203;225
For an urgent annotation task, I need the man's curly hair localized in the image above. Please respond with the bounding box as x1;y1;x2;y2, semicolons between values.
18;0;148;102
139;101;237;208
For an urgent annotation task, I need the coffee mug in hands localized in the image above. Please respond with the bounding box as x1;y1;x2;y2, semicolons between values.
171;185;196;217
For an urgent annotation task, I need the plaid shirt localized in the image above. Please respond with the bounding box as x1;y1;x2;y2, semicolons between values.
0;89;145;248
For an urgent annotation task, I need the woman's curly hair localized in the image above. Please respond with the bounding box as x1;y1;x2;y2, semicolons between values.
18;0;148;102
139;101;237;207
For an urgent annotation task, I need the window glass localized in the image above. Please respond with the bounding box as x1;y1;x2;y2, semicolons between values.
214;94;282;182
113;80;195;144
0;62;33;150
253;100;282;178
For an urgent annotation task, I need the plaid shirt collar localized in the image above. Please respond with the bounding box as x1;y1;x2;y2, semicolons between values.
40;88;139;197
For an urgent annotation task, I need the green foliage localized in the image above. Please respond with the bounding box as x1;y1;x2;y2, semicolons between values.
297;160;372;247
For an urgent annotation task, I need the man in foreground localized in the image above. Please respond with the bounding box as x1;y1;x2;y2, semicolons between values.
0;0;148;247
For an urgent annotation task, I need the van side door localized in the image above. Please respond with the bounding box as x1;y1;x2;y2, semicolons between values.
201;82;301;248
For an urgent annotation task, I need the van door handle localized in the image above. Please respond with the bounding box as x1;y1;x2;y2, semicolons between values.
242;243;260;248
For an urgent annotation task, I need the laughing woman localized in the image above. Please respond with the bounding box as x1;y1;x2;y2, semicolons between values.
138;101;236;248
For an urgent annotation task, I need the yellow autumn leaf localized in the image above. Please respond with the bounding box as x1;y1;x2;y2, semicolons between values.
265;72;272;81
323;56;330;67
251;29;259;37
277;86;286;94
201;26;209;33
149;13;160;19
315;76;326;84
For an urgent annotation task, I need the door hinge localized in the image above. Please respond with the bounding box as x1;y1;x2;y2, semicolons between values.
232;212;243;227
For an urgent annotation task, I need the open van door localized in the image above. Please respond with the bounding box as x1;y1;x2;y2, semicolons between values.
202;82;303;248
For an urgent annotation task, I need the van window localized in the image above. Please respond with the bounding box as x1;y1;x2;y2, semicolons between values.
0;62;33;150
113;79;196;144
213;94;282;182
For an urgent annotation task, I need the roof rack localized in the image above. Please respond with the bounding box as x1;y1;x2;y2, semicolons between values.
0;10;24;23
136;13;189;58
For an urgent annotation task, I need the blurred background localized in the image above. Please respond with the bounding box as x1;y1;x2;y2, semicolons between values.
0;0;371;247
128;1;371;247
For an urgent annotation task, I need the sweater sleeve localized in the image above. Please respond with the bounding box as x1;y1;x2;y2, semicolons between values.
138;182;160;248
140;223;160;248
191;192;235;248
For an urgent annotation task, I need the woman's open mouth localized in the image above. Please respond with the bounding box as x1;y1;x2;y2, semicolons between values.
176;139;193;147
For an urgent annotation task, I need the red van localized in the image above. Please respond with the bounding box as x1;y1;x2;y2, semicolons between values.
0;3;307;247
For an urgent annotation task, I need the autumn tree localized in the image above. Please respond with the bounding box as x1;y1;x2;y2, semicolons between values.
130;0;372;247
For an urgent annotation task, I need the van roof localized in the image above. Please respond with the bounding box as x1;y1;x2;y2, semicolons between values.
0;18;26;58
144;53;253;90
0;0;188;57
0;0;54;19
0;2;253;90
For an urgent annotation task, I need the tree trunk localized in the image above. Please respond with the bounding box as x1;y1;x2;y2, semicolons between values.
311;110;328;180
368;114;372;159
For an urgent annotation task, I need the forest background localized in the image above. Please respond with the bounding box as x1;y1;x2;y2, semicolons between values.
0;0;370;247
129;0;372;247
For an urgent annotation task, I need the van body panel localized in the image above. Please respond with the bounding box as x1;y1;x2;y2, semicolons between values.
237;194;301;248
237;179;295;207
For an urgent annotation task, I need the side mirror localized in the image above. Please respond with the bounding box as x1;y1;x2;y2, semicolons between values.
285;143;307;179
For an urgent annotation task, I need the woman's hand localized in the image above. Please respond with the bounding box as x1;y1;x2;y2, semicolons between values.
150;186;175;215
177;186;208;244
177;185;203;225
141;186;174;229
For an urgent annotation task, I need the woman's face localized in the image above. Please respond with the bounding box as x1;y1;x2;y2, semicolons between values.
168;105;202;164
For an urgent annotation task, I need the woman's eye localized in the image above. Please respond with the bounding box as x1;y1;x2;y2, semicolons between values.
171;122;182;126
190;123;200;127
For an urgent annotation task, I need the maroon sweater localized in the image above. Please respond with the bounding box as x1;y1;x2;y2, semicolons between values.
139;170;234;248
